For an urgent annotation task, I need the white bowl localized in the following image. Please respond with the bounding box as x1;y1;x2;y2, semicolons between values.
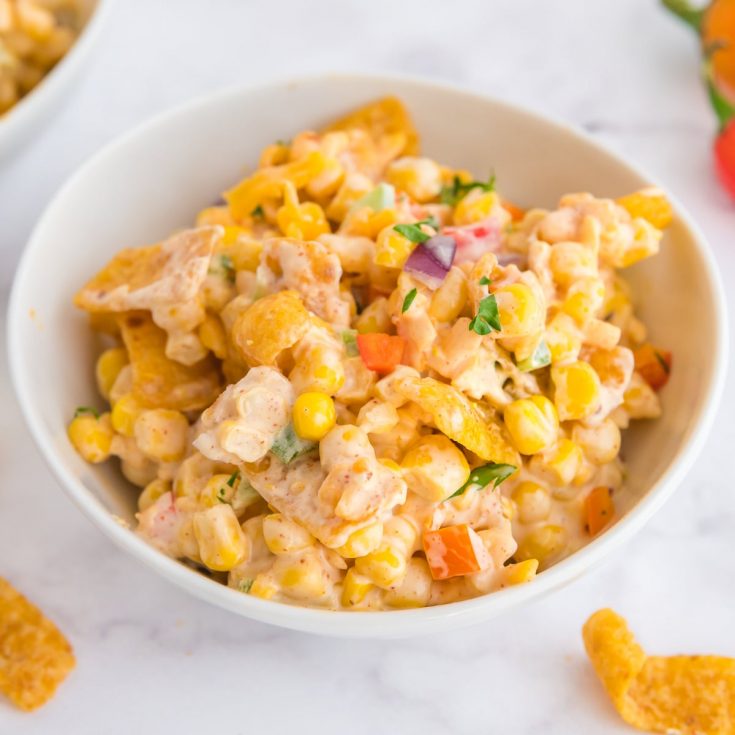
0;0;111;159
7;74;728;638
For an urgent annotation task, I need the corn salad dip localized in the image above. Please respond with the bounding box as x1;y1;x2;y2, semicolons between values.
0;0;79;115
68;98;672;611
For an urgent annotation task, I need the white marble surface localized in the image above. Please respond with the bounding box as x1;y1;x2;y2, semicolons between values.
1;0;734;732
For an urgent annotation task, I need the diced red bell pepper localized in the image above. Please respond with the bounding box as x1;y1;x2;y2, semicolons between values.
634;343;672;391
423;524;490;580
356;333;405;374
584;486;615;537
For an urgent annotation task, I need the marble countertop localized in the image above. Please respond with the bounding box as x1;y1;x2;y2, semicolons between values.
1;0;734;732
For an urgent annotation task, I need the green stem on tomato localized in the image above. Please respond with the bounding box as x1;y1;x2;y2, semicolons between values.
661;0;706;31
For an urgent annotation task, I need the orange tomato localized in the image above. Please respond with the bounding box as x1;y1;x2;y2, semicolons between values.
356;333;405;374
423;524;489;580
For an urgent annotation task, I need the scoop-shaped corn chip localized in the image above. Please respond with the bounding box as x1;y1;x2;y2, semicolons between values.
322;96;420;158
0;578;75;711
120;312;222;411
225;152;328;220
583;608;735;734
231;290;310;367
397;376;519;466
74;227;221;313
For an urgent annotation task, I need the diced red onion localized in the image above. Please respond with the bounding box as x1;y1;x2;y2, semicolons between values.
404;234;457;288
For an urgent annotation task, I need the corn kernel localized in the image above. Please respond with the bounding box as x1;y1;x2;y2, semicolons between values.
250;575;277;600
495;282;545;338
562;277;605;325
617;189;673;229
549;241;597;287
193;504;249;572
512;482;552;523
198;314;228;360
572;418;621;465
504;558;539;585
552;361;601;421
453;189;500;225
504;395;559;455
545;313;582;365
196;205;237;227
199;473;237;508
278;555;329;600
133;409;189;462
401;434;470;502
67;412;114;463
95;348;128;401
262;513;314;554
276;181;330;240
292;392;336;441
290;344;345;395
385;157;442;202
384;557;433;608
341;567;373;607
355;297;392;334
354;516;416;589
429;267;468;323
515;524;567;565
138;478;171;512
111;394;144;437
532;438;583;486
374;226;416;269
336;522;384;558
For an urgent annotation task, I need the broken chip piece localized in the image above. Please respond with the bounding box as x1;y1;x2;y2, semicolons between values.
583;608;735;734
0;578;75;711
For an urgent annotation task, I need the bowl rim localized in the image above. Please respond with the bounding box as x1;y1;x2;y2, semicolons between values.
7;71;729;637
0;0;113;144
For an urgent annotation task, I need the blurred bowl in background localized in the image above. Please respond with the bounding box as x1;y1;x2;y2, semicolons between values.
0;0;111;160
7;74;728;637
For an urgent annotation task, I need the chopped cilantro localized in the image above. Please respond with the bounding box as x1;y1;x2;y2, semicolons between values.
448;462;517;499
440;173;496;206
479;276;492;286
402;288;418;313
468;294;501;335
393;215;440;244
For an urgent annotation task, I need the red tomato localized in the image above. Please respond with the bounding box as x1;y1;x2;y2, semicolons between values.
423;524;490;580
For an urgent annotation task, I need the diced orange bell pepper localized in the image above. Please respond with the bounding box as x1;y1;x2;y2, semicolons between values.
501;198;525;222
584;486;615;537
356;333;405;374
423;524;489;580
633;343;672;391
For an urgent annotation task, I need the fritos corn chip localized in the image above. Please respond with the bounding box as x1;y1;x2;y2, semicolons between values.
583;608;735;734
0;578;75;711
120;312;222;411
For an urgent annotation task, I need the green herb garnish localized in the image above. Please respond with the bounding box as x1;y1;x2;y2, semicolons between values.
402;288;418;313
393;215;439;244
448;462;517;499
239;579;254;593
479;276;492;286
468;294;501;335
226;471;240;487
440;173;496;206
270;424;317;464
341;330;359;357
74;406;99;418
251;204;265;219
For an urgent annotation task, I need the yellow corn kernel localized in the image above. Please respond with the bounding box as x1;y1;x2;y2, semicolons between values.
111;393;144;437
378;458;401;472
292;392;336;441
15;2;54;40
250;575;277;600
229;235;263;272
95;347;128;401
504;395;559;455
512;482;552;524
341;567;373;607
276;181;330;240
67;412;114;463
545;312;582;365
193;504;249;572
289;343;345;395
198;314;228;360
429;267;468;323
619;219;662;267
336;522;384;558
384;557;433;609
552;361;602;421
400;434;470;502
199;473;237;508
562;276;605;325
278;555;329;600
549;241;597;287
138;478;171;512
259;142;290;168
385;157;442;202
572;418;621;465
354;516;416;589
532;438;583;486
500;495;516;521
515;525;567;565
374;225;416;269
504;558;539;585
133;409;189;462
196;205;237;228
617;189;673;229
453;189;500;225
355;297;392;334
262;513;314;554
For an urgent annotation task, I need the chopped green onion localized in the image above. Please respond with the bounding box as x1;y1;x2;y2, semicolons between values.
209;254;235;283
402;288;418;313
350;183;396;213
341;330;359;357
468;294;501;335
440;173;496;206
74;406;99;419
226;471;240;487
270;424;317;464
448;462;517;499
516;341;551;372
239;579;254;593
